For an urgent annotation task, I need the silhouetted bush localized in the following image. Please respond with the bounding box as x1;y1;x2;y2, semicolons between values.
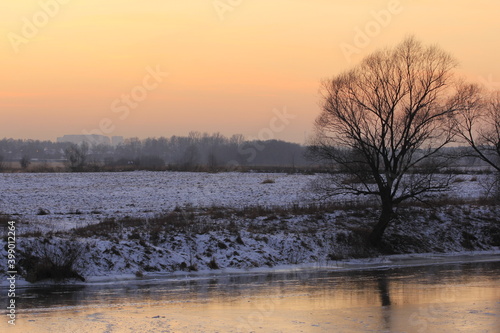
36;208;50;215
20;155;31;169
19;238;85;282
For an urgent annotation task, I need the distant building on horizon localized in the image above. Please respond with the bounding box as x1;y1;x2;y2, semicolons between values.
57;134;124;146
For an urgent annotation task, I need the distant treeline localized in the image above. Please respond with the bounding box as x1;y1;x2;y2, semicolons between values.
0;133;494;173
0;133;313;172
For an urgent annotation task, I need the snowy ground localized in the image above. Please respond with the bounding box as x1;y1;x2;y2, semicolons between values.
1;172;318;231
0;171;491;231
0;171;498;284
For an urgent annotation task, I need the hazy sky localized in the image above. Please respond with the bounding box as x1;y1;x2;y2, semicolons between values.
1;0;499;143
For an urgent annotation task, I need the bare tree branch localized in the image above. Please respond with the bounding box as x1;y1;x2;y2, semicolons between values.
309;37;467;245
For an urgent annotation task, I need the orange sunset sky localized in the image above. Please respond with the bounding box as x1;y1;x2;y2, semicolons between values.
1;0;499;143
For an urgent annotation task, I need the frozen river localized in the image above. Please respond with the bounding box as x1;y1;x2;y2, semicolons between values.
2;258;499;332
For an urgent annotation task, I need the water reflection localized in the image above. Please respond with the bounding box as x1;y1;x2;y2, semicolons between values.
376;272;392;331
2;261;500;332
377;273;391;306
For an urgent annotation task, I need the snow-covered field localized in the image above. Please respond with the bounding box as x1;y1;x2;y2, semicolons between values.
1;171;498;284
1;172;318;230
0;171;491;231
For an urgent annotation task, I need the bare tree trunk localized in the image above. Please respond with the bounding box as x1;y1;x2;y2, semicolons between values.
311;37;470;244
369;199;393;246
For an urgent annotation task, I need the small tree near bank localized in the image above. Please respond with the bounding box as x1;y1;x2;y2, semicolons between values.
64;142;89;172
20;155;31;169
454;87;500;198
309;37;475;245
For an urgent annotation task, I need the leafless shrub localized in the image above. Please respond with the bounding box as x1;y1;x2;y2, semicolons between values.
207;257;219;269
19;237;86;282
36;207;50;215
0;155;5;171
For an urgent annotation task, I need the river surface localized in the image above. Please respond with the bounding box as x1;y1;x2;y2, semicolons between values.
2;258;500;332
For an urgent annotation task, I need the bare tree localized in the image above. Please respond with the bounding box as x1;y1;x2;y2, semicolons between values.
455;87;500;171
309;37;470;245
454;87;500;198
0;155;5;171
20;155;31;170
181;145;199;170
64;142;89;172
